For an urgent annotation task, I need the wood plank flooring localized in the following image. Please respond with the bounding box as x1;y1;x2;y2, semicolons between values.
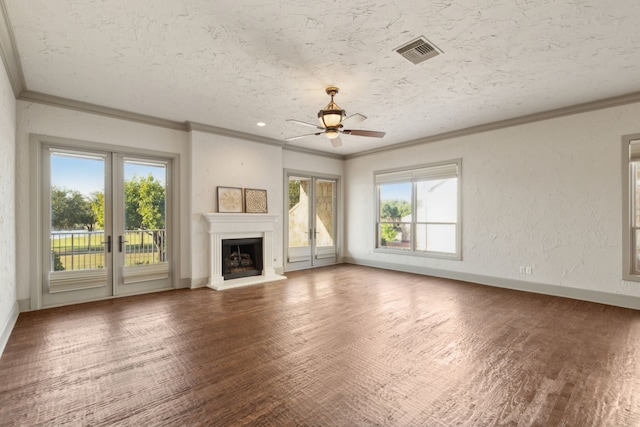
1;264;639;426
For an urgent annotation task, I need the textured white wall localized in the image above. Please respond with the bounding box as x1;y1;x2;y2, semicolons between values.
0;58;17;341
282;149;344;176
190;131;285;284
345;102;640;298
14;102;190;305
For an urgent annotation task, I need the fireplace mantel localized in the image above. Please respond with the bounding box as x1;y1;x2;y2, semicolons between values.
203;213;286;290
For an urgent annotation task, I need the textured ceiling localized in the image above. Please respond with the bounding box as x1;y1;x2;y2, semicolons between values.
5;0;640;155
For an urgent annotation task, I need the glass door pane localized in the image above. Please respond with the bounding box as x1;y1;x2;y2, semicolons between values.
50;152;106;272
44;149;112;305
118;158;171;294
285;173;338;271
313;179;337;265
287;176;312;267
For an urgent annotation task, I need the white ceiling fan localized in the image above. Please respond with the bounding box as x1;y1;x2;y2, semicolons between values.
286;87;386;148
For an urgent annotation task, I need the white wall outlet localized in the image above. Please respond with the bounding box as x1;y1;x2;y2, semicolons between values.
525;266;532;275
519;266;525;274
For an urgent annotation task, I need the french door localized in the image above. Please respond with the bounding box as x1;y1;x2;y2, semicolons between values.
285;172;338;271
42;144;173;307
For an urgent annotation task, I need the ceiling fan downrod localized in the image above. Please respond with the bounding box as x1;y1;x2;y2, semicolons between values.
318;86;345;129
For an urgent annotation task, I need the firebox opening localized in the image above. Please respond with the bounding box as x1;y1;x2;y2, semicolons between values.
222;238;263;280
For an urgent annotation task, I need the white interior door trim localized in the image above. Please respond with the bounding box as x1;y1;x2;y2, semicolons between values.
29;133;181;310
283;169;341;272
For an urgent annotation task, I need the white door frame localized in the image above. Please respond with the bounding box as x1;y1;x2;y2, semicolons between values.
29;134;181;310
284;169;340;272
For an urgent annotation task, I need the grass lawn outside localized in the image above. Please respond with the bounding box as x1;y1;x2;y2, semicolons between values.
52;230;165;270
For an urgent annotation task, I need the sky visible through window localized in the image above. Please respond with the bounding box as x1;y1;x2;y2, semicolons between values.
380;180;455;203
51;154;165;196
380;182;411;201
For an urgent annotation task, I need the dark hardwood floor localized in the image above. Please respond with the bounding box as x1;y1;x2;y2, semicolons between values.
1;264;639;426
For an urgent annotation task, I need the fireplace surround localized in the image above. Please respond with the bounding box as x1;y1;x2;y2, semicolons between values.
203;213;286;290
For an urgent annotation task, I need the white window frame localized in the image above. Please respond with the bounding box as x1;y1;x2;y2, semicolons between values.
374;159;462;260
623;133;640;281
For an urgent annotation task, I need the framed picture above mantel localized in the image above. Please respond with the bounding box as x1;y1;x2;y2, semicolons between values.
244;188;268;213
217;186;243;213
216;186;268;213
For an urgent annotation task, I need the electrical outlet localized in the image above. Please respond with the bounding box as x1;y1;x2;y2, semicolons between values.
526;266;532;275
519;266;525;274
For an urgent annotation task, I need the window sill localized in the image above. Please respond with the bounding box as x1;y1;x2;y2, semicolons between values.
622;274;640;283
374;247;462;261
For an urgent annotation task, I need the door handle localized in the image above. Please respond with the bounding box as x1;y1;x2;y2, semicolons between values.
118;235;128;253
101;236;112;253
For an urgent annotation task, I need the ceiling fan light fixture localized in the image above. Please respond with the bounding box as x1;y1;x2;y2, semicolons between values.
325;128;340;139
317;86;345;128
318;109;345;128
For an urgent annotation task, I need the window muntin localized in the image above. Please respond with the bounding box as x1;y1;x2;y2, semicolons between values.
375;161;461;259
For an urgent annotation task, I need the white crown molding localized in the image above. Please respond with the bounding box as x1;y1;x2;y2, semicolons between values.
187;121;343;159
187;121;285;148
0;0;25;97
19;84;640;162
282;143;345;160
15;88;640;163
18;91;342;158
19;90;187;131
345;91;640;160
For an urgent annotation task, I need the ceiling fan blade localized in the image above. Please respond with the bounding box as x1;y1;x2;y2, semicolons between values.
341;113;367;126
285;132;322;141
331;137;343;148
286;119;323;130
343;129;386;138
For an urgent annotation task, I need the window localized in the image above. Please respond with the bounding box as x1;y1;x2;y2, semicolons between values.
375;160;461;259
624;135;640;279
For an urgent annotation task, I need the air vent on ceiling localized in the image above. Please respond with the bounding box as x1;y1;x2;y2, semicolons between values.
395;37;442;65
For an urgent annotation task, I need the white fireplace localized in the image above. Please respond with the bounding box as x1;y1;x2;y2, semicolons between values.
202;213;286;290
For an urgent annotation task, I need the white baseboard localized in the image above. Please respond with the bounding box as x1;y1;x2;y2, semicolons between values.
190;277;209;288
0;301;20;359
344;257;640;310
18;298;30;312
